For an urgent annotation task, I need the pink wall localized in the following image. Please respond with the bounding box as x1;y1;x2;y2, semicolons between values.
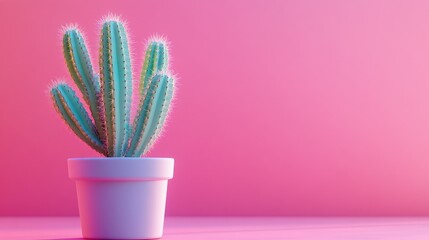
2;0;429;216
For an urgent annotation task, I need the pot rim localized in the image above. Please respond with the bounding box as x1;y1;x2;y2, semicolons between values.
68;157;174;181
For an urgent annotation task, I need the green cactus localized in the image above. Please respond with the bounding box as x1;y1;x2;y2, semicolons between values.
50;83;105;155
99;20;133;157
126;73;174;157
62;28;105;146
140;38;169;96
49;16;175;157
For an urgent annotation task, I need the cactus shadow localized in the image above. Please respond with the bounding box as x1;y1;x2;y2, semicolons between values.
40;238;158;240
38;238;84;240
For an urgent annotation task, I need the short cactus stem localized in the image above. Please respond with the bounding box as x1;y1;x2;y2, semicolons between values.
140;39;169;96
50;83;105;154
126;73;174;157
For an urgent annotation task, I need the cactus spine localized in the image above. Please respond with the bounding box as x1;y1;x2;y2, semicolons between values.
49;16;175;157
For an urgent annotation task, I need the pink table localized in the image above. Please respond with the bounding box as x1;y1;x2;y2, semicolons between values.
1;217;429;239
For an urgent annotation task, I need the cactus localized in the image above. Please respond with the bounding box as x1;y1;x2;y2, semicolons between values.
62;28;106;146
49;16;175;157
140;38;169;96
127;73;174;157
99;20;133;157
50;83;105;155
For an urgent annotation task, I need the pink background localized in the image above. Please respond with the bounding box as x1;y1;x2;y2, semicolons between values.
2;0;429;216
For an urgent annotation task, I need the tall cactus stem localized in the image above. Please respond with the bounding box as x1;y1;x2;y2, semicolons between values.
99;20;132;156
118;23;133;154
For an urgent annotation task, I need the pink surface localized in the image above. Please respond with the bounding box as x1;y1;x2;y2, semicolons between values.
2;0;429;216
2;217;429;239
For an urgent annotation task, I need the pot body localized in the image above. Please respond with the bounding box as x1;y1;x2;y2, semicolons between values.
68;157;174;239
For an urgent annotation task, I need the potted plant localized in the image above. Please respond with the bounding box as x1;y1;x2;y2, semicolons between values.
49;15;175;239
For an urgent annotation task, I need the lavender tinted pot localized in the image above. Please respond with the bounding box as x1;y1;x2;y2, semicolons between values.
68;158;174;239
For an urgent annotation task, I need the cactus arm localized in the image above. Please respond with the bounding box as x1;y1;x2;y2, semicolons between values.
50;83;105;155
140;43;156;94
139;40;169;96
63;29;106;145
118;23;133;154
142;77;174;155
99;21;132;157
126;76;159;156
126;74;174;157
99;24;114;156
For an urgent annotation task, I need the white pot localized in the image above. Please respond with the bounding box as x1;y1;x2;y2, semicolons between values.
68;157;174;239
